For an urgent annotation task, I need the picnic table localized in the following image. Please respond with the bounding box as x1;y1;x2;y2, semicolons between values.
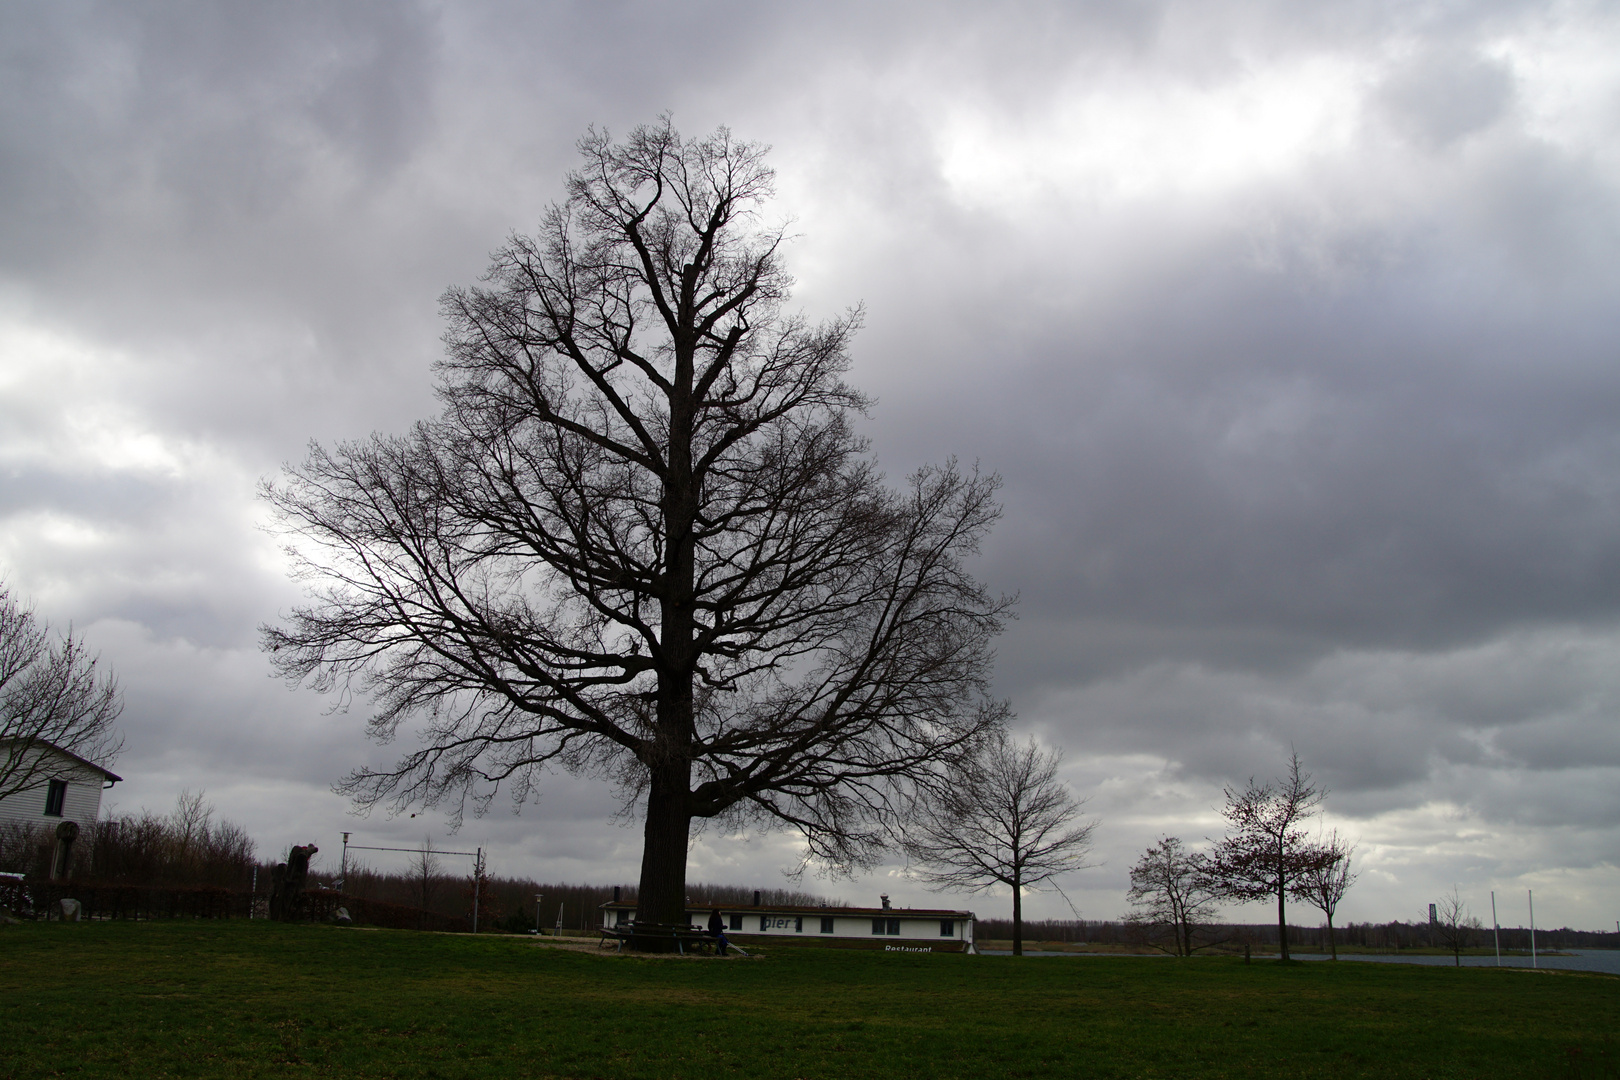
597;923;743;955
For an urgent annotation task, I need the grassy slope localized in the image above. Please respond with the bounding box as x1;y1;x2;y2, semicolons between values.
0;921;1614;1079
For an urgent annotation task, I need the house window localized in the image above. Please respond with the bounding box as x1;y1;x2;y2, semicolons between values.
940;920;955;937
728;914;742;932
820;917;835;934
871;917;900;935
618;909;634;926
44;779;67;817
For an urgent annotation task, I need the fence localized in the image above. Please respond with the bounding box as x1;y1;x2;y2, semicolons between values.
3;877;468;931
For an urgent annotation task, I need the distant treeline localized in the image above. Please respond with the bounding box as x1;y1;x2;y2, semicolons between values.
8;800;1612;942
975;918;1620;951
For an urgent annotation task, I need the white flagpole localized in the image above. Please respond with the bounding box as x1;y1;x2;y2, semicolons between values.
1491;891;1500;966
1529;889;1537;969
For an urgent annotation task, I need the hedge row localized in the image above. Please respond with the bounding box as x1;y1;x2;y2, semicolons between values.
4;879;469;932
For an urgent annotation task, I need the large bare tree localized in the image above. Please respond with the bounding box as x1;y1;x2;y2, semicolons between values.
1125;836;1222;957
902;731;1095;956
1207;751;1329;961
263;119;1010;946
0;583;122;802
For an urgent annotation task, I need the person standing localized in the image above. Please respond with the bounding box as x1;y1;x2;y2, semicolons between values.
707;908;729;955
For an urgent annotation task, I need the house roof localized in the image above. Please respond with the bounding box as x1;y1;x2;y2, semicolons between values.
1;738;122;783
599;900;975;919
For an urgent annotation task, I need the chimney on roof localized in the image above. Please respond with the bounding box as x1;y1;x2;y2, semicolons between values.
613;885;621;902
881;894;891;910
753;890;761;907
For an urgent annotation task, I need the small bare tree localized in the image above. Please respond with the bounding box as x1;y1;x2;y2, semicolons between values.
169;789;211;866
1207;751;1329;961
412;838;441;926
903;731;1096;956
1291;829;1357;959
0;584;122;801
1432;888;1482;966
1125;836;1222;956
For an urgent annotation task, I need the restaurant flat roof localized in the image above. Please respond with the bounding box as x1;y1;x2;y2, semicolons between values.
599;900;975;919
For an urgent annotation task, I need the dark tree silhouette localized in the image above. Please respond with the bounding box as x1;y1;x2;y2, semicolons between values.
1291;828;1357;959
902;731;1094;956
1125;836;1221;956
1208;752;1329;961
0;583;122;801
263;119;1010;948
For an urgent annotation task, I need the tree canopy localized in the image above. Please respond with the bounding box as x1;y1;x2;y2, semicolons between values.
0;582;122;802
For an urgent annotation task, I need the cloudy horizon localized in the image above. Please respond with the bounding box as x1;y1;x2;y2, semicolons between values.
3;0;1618;932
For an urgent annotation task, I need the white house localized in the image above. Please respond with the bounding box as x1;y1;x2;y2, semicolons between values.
0;740;122;830
600;895;977;954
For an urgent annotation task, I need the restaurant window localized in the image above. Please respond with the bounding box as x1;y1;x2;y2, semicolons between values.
794;916;803;933
728;914;742;931
820;917;835;934
872;918;900;935
940;920;955;937
44;779;67;817
760;915;771;932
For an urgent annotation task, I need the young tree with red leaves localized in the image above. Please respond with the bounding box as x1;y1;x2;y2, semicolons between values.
1208;752;1329;961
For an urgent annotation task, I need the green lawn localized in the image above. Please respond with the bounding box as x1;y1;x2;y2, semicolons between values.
1;920;1614;1079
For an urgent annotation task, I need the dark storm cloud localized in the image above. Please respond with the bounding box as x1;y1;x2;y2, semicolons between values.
2;0;1617;921
0;0;437;261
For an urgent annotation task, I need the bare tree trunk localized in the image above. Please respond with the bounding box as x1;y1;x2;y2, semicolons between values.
631;376;699;949
1277;883;1290;961
634;758;693;946
1327;914;1337;960
1012;878;1024;956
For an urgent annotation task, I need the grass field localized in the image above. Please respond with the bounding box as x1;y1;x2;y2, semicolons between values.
2;921;1615;1079
973;939;1557;957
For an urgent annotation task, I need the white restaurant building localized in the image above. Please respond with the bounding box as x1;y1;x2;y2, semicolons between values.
0;740;122;830
600;893;977;953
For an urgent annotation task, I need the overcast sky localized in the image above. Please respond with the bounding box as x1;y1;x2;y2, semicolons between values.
3;0;1618;931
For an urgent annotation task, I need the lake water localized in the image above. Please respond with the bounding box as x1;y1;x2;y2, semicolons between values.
977;947;1620;974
